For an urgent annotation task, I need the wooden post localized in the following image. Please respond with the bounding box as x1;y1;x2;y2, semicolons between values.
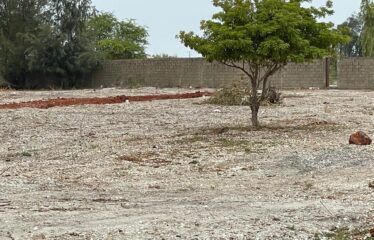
325;57;330;88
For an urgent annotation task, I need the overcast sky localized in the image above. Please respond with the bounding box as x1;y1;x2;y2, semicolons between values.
91;0;361;57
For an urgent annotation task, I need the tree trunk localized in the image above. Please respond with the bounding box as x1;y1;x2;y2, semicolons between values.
250;102;260;128
250;82;260;128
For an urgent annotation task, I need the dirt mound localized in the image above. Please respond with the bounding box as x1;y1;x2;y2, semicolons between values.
0;91;212;110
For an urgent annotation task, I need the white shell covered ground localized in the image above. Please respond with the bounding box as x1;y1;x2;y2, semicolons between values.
0;88;373;239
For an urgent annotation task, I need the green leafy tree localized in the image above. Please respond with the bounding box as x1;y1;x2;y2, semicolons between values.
360;0;374;56
26;0;99;88
179;0;348;127
337;14;362;57
0;0;99;88
0;0;48;87
87;12;148;59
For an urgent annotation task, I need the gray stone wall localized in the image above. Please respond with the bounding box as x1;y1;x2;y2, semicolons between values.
338;57;374;89
88;58;327;89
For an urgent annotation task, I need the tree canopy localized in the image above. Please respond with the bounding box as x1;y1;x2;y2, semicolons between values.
0;0;48;87
26;0;98;88
87;12;148;60
360;0;374;56
179;0;348;127
0;0;148;88
337;14;362;57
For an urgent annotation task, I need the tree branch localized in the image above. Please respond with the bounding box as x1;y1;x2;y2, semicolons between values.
221;60;254;81
259;63;285;102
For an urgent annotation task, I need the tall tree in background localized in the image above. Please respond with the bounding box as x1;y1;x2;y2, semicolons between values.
26;0;99;88
179;0;348;128
337;14;362;57
87;12;148;59
0;0;100;88
360;0;374;56
0;0;148;88
0;0;48;87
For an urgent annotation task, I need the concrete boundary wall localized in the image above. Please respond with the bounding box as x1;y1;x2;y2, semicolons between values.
338;57;374;89
88;58;326;89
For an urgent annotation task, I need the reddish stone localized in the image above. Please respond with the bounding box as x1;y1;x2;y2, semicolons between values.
371;228;374;237
349;131;372;145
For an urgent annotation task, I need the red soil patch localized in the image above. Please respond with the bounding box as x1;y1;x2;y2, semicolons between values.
0;91;213;110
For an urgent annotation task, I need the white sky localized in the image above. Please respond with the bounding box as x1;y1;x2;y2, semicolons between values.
91;0;361;57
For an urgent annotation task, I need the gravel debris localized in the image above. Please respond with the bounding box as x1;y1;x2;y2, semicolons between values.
0;88;373;239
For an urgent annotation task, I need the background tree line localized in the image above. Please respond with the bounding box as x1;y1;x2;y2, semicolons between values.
1;0;374;89
0;0;148;88
338;0;374;57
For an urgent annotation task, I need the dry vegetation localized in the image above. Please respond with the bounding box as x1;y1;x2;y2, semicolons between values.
0;88;373;239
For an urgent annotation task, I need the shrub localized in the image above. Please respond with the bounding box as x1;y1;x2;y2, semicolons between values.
206;82;282;106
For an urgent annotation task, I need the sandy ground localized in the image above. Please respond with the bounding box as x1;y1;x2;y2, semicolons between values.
0;88;373;239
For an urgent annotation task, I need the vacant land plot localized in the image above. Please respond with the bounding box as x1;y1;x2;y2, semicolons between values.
0;88;373;239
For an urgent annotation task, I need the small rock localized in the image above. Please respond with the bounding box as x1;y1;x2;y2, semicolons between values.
369;181;374;189
349;131;372;145
370;228;374;237
213;109;222;113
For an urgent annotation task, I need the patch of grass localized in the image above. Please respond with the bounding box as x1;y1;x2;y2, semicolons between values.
303;181;314;191
176;136;209;144
89;144;99;149
117;152;172;166
0;86;12;92
260;120;341;132
218;138;281;153
282;93;306;99
314;227;373;240
117;154;143;163
189;120;340;137
21;151;32;157
218;138;251;147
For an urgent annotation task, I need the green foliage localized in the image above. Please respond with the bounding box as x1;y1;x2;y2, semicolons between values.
0;0;100;88
21;151;32;157
314;227;373;240
337;14;363;57
87;12;148;60
361;0;374;56
179;0;348;127
180;0;346;64
0;0;149;88
27;0;99;88
0;0;48;87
